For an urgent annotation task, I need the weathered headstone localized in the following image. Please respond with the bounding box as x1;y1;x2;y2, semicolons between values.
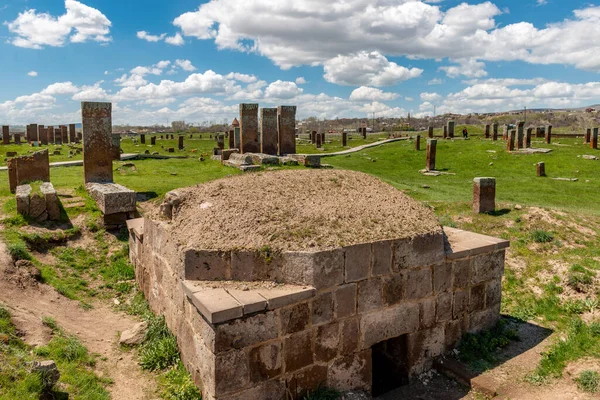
447;120;455;138
415;135;421;151
537;162;546;177
178;135;184;150
82;102;113;183
239;103;259;154
342;131;347;147
54;129;62;145
7;149;50;193
362;127;367;139
507;130;516;151
260;108;278;155
484;125;490;139
585;128;591;144
278;106;296;155
428;126;434;138
61;126;68;144
228;130;234;149
546;125;552;144
2;126;9;145
112;134;121;161
492;123;499;141
234;127;241;150
29;124;38;143
502;124;508;140
311;131;317;144
151;136;156;145
14;134;21;144
473;177;496;214
47;126;54;144
443;125;448;139
316;132;322;148
426;139;436;171
77;132;82;143
140;134;146;144
39;127;48;145
592;128;599;150
217;134;225;150
525;128;532;148
517;121;525;149
69;124;76;143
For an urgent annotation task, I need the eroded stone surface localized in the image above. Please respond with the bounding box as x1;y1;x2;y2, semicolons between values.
86;182;136;215
82;102;113;183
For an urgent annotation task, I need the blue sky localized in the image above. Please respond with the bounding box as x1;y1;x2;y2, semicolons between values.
1;0;600;125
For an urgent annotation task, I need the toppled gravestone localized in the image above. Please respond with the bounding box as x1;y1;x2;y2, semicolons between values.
86;182;136;227
16;182;61;221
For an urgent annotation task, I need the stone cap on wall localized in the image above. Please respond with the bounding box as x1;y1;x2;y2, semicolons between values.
126;217;144;240
182;280;316;324
443;226;509;260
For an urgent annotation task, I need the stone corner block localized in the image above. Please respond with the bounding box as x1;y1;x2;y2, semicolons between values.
86;182;136;215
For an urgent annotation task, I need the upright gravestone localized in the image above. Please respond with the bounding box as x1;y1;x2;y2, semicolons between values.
111;134;121;161
415;135;421;151
585;128;591;144
47;126;54;144
484;125;490;139
322;131;326;143
228;130;234;149
525;128;532;148
55;129;62;145
507;130;516;151
82;102;113;184
517;121;525;149
426;139;436;171
311;131;317;144
443;125;448;139
239;104;259;154
234;127;241;150
447;120;455;138
278;106;296;155
537;162;546;177
217;134;225;150
2;126;9;145
40;127;48;145
29;124;38;143
592;128;599;150
502;125;508;140
178;135;184;150
342;132;347;147
15;133;21;145
61;126;68;144
546;125;552;144
38;125;45;144
69;124;76;143
473;178;496;214
362;127;367;139
151;136;156;145
316;132;322;148
260;108;278;155
492;123;499;141
77;132;82;143
428;126;434;139
140;134;146;144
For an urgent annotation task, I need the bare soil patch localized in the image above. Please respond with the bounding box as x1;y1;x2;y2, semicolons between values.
163;169;441;251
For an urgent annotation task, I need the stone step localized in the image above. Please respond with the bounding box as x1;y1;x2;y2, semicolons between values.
182;280;315;324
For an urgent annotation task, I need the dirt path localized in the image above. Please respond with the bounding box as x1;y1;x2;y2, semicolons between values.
0;240;157;400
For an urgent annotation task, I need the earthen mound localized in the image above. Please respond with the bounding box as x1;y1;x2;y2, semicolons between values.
162;169;441;251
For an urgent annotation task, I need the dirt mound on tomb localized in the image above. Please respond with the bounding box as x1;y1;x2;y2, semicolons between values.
163;169;441;251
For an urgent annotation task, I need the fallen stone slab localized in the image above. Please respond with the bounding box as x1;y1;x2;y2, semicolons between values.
511;148;553;154
290;154;321;167
247;153;280;165
551;178;578;182
419;169;456;176
86;182;136;215
581;155;599;160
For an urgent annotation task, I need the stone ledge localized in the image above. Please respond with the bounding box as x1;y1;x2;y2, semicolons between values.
443;227;509;260
182;280;316;324
126;217;144;240
86;182;136;215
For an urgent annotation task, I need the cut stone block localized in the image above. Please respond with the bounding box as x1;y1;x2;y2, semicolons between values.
86;182;136;215
258;286;316;310
41;182;61;220
16;184;32;215
227;289;268;315
190;288;243;324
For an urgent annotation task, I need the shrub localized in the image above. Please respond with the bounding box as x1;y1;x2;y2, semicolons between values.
575;370;599;393
531;230;554;243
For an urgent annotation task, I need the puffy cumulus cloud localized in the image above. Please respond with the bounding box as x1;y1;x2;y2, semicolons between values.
41;82;80;95
113;70;241;101
114;74;148;88
137;31;166;42
324;52;422;86
175;59;196;72
358;102;406;118
439;79;600;114
72;83;110;101
420;92;442;102
169;1;600;73
264;81;303;100
439;59;487;79
295;77;307;85
165;33;184;46
349;86;399;102
225;73;258;83
115;61;172;87
140;97;177;107
7;0;111;49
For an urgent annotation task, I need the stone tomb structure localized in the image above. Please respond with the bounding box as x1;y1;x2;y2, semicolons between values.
82;102;136;227
127;170;508;400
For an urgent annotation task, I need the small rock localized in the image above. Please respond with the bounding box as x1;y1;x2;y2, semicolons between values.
514;204;523;210
32;360;60;389
422;185;430;189
113;298;120;305
489;162;494;166
119;322;148;346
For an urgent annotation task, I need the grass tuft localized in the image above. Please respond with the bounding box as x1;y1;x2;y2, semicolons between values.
575;370;600;393
531;230;555;243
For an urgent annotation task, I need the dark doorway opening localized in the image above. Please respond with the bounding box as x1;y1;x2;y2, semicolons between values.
372;334;410;397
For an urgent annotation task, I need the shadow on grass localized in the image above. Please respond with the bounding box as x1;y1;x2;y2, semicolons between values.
136;191;158;202
487;208;512;217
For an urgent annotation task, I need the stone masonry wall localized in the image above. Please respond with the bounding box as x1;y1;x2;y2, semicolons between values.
130;220;505;400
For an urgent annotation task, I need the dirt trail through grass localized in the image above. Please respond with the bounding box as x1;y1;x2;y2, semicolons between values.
0;239;157;400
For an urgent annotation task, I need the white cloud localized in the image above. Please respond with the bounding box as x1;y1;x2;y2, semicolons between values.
165;32;184;46
137;31;166;42
296;77;307;85
264;80;303;99
114;74;148;88
349;86;399;102
428;78;443;85
72;83;110;101
440;58;487;79
420;92;442;102
170;1;600;73
175;59;196;72
225;73;258;83
7;0;111;49
324;52;422;86
41;81;80;95
27;71;38;77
